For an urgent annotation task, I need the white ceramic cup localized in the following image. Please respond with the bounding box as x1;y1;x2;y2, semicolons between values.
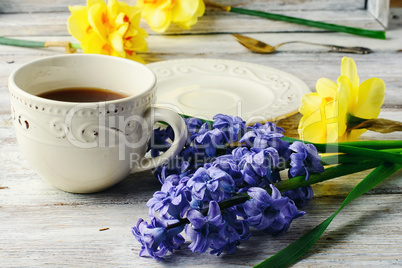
9;54;187;193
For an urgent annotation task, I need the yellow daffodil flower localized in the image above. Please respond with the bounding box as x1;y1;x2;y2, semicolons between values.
68;0;148;63
298;57;385;143
136;0;205;33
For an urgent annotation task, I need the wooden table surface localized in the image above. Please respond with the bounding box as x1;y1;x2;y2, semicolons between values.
1;1;401;267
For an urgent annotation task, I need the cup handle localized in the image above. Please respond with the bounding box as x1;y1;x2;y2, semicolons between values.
130;107;187;173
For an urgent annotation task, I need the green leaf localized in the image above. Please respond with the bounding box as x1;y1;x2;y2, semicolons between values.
254;162;401;268
229;7;386;40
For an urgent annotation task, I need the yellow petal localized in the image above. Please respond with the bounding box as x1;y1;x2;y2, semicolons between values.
88;2;108;41
341;57;359;91
316;77;337;99
325;101;345;142
196;0;206;16
172;0;199;22
126;32;148;52
299;93;322;116
298;106;328;143
107;0;119;20
172;0;204;28
353;77;385;119
336;75;354;115
115;13;129;35
122;6;141;24
145;7;171;33
80;32;107;55
109;31;124;57
67;6;89;41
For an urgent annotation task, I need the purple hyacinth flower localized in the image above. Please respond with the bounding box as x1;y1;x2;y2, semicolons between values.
185;201;227;254
231;146;252;161
289;141;324;180
212;114;246;143
186;117;203;137
244;185;305;236
239;122;284;147
212;155;243;187
190;122;210;141
132;217;185;260
236;147;280;188
239;122;291;161
147;174;191;219
209;207;251;256
194;127;228;157
186;166;235;202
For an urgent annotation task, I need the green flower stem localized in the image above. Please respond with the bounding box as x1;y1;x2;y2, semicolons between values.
282;137;402;165
320;154;371;165
204;1;386;39
256;162;401;268
282;136;402;150
321;149;402;165
230;7;386;39
0;37;45;48
70;42;82;49
0;36;81;49
274;160;380;192
320;144;402;164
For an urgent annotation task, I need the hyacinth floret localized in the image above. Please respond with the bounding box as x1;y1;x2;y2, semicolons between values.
212;113;246;143
289;141;325;180
244;186;305;236
147;174;191;219
186;166;235;202
185;201;227;254
132;217;185;260
210;206;251;256
240;122;291;161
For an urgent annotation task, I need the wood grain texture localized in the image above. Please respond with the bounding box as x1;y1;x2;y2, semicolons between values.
0;1;401;267
0;0;367;14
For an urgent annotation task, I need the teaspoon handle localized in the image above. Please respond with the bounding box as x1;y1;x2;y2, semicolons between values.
329;45;373;54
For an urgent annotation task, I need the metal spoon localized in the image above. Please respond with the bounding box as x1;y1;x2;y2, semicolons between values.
232;33;373;54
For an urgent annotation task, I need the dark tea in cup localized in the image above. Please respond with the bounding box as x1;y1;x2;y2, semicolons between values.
37;87;129;102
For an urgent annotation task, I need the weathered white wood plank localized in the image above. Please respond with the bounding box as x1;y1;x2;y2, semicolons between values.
1;191;401;267
0;0;366;14
0;9;386;37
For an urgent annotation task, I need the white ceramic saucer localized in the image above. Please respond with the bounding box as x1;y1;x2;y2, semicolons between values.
147;58;311;124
